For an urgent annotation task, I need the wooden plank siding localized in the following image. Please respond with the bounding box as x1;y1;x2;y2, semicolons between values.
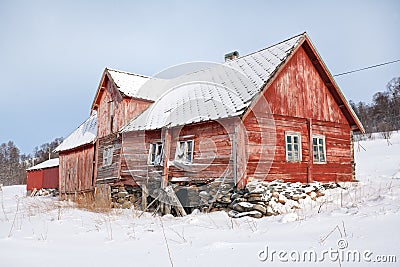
94;74;152;184
241;44;354;184
27;167;59;191
96;77;152;139
96;133;122;183
59;145;95;194
121;120;236;185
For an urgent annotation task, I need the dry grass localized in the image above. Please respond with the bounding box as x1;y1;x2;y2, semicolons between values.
59;190;112;213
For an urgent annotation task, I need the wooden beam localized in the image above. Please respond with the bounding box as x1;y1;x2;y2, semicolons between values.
162;128;171;188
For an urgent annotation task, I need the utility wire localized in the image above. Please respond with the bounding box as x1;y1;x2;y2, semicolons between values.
333;59;400;77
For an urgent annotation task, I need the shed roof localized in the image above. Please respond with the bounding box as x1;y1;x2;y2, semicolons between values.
55;112;97;152
27;158;59;171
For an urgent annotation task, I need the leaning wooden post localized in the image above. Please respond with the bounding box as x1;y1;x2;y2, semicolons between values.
161;128;172;214
141;184;148;211
162;128;171;189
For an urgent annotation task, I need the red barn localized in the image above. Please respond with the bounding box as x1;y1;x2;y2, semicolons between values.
26;158;59;193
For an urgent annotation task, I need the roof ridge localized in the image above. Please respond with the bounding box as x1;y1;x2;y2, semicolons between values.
106;68;151;79
229;32;307;62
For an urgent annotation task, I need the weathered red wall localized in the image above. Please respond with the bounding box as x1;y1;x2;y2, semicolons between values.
27;170;43;191
97;78;152;139
59;145;95;194
95;76;153;183
121;119;236;185
27;167;59;191
243;44;353;184
43;167;59;189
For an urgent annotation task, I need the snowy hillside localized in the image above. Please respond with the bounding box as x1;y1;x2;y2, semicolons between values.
0;132;399;266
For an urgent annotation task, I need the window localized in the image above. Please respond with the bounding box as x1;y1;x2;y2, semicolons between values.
103;146;114;166
285;132;301;162
175;140;194;163
313;135;326;163
148;142;163;166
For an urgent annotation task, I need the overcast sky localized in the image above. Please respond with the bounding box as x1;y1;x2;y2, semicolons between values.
0;0;399;154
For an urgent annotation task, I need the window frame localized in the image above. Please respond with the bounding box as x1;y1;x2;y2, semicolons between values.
312;134;327;164
102;145;114;167
285;132;302;162
175;139;194;164
148;142;164;166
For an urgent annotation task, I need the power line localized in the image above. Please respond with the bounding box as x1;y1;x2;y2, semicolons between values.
333;59;400;77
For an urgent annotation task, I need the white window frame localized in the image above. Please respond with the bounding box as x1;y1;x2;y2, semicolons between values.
313;134;327;164
148;142;164;166
285;132;302;162
103;145;114;166
175;140;194;163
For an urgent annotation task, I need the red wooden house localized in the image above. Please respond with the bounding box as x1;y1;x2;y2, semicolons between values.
57;32;364;210
119;32;364;195
26;158;59;193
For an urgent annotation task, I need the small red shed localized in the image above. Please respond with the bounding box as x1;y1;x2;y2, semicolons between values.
26;158;59;192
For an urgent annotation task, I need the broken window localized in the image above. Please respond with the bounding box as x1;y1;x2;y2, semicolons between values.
175;140;194;163
103;146;114;166
313;135;326;163
285;132;301;162
148;142;163;166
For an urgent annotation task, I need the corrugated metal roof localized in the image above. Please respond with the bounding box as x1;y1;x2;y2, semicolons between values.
55;112;97;152
27;158;59;171
121;33;304;132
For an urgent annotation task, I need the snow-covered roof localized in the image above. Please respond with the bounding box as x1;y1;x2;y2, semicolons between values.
27;158;59;171
55;112;97;152
121;33;304;132
107;69;153;100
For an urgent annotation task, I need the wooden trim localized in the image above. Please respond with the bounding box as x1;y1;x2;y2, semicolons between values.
307;118;313;183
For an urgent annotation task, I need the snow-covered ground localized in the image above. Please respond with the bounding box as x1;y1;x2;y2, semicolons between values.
1;132;399;266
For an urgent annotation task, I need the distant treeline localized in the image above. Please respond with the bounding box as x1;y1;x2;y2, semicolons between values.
0;138;63;186
350;77;400;135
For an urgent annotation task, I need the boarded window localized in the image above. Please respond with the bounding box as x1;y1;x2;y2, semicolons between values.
313;135;326;163
175;140;194;163
148;142;163;166
103;146;114;166
285;132;301;162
